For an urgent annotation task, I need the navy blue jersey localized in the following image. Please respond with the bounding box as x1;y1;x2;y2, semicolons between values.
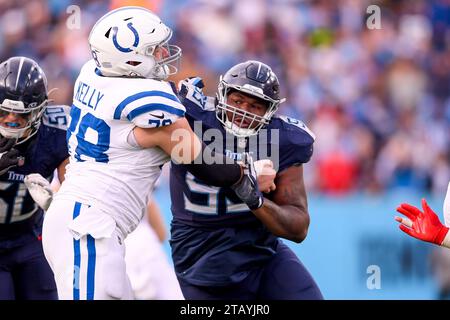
0;105;69;248
170;87;315;285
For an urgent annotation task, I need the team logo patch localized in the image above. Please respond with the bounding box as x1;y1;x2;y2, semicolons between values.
111;22;139;53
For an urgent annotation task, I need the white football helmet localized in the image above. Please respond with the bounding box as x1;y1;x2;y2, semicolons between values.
88;6;181;80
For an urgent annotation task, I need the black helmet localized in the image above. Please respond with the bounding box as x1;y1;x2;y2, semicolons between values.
0;56;48;144
216;60;285;137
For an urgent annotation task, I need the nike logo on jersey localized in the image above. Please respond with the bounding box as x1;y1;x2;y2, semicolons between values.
150;113;164;119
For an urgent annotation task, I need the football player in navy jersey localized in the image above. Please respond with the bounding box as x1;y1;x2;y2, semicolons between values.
0;57;69;299
170;61;323;299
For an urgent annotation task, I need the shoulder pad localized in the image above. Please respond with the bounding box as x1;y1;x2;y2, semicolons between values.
112;80;186;128
270;115;315;169
277;115;316;141
42;105;70;130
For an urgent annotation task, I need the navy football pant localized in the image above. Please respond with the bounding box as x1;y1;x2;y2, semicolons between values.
0;238;57;300
178;242;323;300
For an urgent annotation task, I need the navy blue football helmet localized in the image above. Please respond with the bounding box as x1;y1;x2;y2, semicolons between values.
216;60;285;137
0;56;48;144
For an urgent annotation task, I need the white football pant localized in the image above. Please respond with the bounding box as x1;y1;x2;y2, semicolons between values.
42;199;134;300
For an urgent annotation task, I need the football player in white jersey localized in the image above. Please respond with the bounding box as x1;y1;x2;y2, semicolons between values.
41;6;275;300
395;181;450;248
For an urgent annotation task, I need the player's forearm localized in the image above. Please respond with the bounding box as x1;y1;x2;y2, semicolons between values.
135;117;249;187
168;120;244;187
183;143;243;187
134;119;248;187
253;199;310;243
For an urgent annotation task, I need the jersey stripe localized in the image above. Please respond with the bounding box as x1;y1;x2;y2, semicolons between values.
127;103;185;120
86;235;96;300
72;202;82;300
114;91;181;119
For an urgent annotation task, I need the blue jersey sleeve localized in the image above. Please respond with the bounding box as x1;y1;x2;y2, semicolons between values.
178;77;216;122
40;105;70;171
276;115;315;172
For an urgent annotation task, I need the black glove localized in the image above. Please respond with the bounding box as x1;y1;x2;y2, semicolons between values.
0;136;16;153
0;149;20;176
231;153;264;210
0;136;20;176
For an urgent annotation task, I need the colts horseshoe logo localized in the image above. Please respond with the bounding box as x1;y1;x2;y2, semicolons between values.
112;22;139;53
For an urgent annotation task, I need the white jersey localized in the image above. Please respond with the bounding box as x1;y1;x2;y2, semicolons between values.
56;59;185;236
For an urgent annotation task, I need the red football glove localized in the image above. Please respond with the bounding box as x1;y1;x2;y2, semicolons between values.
395;198;450;247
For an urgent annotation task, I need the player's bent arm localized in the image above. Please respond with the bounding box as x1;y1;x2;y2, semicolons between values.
133;117;202;162
133;118;243;187
134;118;265;209
252;164;310;243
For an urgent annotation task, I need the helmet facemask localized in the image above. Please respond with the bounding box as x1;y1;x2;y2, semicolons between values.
216;78;284;137
138;31;181;80
0;98;47;145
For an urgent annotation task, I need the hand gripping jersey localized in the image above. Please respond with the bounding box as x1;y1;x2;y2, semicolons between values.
170;84;315;285
0;105;69;248
57;60;185;236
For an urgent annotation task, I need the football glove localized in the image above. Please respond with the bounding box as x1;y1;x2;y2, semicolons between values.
0;136;16;153
254;159;277;193
231;152;264;210
24;173;53;211
0;136;21;175
395;198;450;248
178;76;205;95
0;149;21;176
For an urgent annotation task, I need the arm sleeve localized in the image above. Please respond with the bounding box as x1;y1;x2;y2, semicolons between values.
175;78;242;186
182;143;242;187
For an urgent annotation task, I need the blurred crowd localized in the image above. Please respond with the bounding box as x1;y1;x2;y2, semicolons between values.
0;0;448;195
